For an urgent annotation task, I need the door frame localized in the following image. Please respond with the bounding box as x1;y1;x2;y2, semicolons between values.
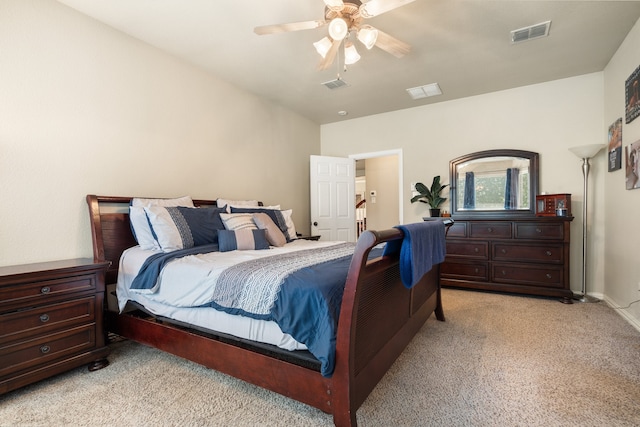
349;149;404;226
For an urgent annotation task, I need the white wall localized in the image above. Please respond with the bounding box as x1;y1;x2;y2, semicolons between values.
321;73;606;300
0;0;319;266
603;17;640;327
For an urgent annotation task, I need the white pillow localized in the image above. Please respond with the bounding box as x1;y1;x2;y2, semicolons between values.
219;213;258;231
280;209;298;241
130;196;194;250
216;198;260;213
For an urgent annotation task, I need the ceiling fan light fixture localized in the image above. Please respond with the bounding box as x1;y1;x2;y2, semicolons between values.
314;37;333;58
357;25;378;49
328;18;349;40
360;0;415;18
344;41;361;65
324;0;345;11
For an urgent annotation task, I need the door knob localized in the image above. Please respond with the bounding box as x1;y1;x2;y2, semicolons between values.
313;222;318;226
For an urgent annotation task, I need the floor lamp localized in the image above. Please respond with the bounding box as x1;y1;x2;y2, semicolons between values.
568;144;605;303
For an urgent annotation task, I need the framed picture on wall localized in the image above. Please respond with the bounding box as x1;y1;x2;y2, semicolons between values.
625;64;640;124
625;139;640;190
608;117;622;172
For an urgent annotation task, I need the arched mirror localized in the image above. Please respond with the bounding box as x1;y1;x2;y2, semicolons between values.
450;149;539;217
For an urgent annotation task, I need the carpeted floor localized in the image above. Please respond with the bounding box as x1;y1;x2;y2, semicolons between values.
2;288;639;426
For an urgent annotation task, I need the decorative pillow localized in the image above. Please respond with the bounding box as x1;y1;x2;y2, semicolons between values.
252;213;287;247
219;213;258;231
216;198;260;213
230;207;292;241
144;206;226;253
130;196;194;250
218;229;270;252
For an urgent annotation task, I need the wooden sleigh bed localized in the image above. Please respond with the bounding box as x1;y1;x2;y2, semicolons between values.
86;194;445;427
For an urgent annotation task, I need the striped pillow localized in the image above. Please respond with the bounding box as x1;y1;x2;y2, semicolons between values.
218;229;270;252
219;213;258;231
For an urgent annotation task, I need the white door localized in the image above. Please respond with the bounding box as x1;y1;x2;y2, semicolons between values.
310;155;356;242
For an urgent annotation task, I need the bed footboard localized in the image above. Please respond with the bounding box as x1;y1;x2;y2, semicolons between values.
331;229;444;427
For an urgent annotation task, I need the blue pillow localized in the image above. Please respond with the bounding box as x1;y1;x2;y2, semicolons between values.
218;229;270;252
144;206;227;252
230;207;291;241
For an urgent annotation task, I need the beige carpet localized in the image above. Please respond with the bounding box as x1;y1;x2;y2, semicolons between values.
2;288;640;427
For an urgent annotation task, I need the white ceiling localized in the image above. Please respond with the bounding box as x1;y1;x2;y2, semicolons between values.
57;0;640;124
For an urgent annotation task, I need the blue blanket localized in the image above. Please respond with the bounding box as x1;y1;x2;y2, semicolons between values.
382;221;446;288
127;243;382;377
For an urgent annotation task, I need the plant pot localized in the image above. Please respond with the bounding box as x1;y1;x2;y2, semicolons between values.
429;208;441;217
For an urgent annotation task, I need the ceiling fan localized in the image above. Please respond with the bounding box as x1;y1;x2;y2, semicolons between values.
254;0;414;70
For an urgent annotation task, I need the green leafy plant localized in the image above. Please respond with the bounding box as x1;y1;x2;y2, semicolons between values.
411;176;449;209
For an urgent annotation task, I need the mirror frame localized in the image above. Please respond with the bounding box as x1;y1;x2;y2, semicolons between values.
449;149;539;218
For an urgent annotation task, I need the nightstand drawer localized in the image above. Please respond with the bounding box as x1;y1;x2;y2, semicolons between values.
0;296;96;344
493;243;563;263
0;324;96;378
0;274;97;311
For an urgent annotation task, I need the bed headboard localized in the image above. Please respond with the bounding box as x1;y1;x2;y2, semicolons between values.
86;195;218;285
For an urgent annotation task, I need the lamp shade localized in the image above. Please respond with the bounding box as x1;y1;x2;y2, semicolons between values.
357;25;378;49
569;144;606;159
344;41;361;64
328;18;348;40
313;37;333;58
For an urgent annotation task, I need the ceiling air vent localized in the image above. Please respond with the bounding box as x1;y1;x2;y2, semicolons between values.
511;20;551;44
322;78;349;89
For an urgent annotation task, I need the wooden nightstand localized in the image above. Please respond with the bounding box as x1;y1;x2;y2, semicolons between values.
297;235;321;241
0;258;111;394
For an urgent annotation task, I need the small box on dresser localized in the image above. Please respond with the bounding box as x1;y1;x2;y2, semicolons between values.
0;258;110;394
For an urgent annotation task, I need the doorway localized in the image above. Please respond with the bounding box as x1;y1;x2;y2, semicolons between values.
351;150;403;235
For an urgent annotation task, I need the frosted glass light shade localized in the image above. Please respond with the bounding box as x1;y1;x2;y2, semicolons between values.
313;37;333;58
324;0;344;10
328;18;348;41
344;42;361;64
569;144;606;159
357;25;378;49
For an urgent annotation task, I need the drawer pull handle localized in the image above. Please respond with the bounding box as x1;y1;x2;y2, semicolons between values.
546;251;552;256
40;345;51;354
501;270;506;275
501;249;507;254
474;247;479;253
40;286;51;294
546;273;552;279
487;227;493;233
536;228;542;233
40;314;50;323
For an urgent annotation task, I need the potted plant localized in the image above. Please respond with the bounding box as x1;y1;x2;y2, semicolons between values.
411;175;449;217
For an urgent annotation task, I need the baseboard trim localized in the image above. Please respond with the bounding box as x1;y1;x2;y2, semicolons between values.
602;295;640;333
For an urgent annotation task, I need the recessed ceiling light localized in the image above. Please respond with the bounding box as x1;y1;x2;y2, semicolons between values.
338;110;348;116
406;83;442;100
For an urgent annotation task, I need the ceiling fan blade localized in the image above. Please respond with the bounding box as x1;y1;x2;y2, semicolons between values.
318;39;342;70
254;20;326;35
359;0;416;18
374;29;410;58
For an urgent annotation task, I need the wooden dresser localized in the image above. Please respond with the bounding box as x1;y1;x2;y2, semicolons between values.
0;258;110;394
441;216;574;302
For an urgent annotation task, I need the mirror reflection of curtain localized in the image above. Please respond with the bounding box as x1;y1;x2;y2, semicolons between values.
463;172;475;209
504;168;519;209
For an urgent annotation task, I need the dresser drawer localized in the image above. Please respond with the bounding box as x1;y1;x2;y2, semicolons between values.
492;243;563;263
514;222;564;240
441;261;489;281
0;274;97;311
446;222;467;238
446;241;488;259
0;324;96;378
469;222;512;239
0;296;95;344
492;263;563;288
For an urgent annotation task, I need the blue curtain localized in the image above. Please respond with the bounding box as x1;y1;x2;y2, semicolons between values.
463;172;475;209
504;168;519;209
